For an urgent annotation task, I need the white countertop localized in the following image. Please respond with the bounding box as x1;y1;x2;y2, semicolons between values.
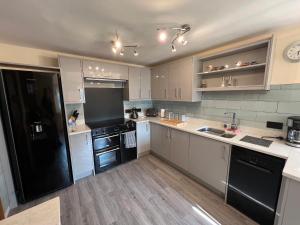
133;116;300;182
0;197;60;225
68;124;91;136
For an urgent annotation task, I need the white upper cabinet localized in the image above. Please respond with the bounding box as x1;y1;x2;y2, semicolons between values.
140;68;151;100
82;59;128;80
151;64;169;100
128;67;141;100
127;67;151;100
168;58;193;101
152;56;200;102
58;56;85;104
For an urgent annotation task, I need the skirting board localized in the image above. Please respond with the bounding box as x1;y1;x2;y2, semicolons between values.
137;150;150;158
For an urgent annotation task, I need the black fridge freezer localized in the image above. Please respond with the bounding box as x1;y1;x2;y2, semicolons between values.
0;68;73;203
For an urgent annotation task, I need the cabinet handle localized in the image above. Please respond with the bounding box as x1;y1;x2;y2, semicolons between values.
139;88;142;98
164;89;167;99
148;90;151;99
179;88;181;99
85;134;88;145
175;88;177;98
222;146;227;160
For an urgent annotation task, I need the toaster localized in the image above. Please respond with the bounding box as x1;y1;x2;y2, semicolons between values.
146;108;158;117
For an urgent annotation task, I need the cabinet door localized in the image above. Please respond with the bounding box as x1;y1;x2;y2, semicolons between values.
159;64;169;100
281;179;300;225
189;134;230;194
59;56;84;103
128;67;141;100
168;61;178;101
177;57;193;101
136;122;150;156
82;59;102;78
170;129;190;171
160;126;171;160
151;67;161;100
140;68;151;100
151;65;168;100
150;123;162;154
69;132;94;181
102;62;129;80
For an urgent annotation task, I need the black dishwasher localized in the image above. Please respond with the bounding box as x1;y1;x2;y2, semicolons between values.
227;146;285;225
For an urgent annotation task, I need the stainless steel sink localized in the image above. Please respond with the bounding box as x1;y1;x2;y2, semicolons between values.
197;127;236;138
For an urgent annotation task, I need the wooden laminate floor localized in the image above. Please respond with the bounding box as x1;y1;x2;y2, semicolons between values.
12;154;257;225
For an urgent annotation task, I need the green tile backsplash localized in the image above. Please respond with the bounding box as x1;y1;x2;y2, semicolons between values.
152;84;300;130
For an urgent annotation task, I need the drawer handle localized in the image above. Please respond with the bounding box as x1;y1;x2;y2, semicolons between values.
96;147;120;156
95;134;119;139
236;159;272;174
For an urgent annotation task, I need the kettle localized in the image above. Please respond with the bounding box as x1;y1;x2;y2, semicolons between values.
131;107;139;119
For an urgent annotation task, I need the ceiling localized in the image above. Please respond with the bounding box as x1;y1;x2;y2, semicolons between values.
0;0;300;66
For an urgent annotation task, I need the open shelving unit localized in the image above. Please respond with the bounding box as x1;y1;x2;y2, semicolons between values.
194;38;273;92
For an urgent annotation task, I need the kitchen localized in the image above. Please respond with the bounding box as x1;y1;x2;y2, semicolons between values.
0;1;300;225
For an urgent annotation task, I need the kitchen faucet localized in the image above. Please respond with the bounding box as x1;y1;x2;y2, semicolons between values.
224;112;238;130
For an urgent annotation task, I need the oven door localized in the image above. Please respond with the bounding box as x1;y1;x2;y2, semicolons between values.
94;147;121;173
93;133;120;151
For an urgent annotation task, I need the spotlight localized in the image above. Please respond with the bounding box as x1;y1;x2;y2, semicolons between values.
112;46;117;54
134;49;139;56
177;35;184;43
171;45;176;53
158;30;167;43
115;40;122;49
182;40;188;46
120;49;124;56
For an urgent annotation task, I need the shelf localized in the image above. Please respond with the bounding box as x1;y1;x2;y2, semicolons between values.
196;63;266;76
195;85;266;92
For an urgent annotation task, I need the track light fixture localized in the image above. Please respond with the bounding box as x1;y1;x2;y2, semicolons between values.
157;24;191;53
111;32;140;56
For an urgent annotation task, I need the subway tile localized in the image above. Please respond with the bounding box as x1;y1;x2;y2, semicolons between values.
202;92;227;100
270;85;281;90
202;100;241;109
225;93;244;101
239;119;267;129
277;102;300;114
240;101;277;112
280;83;300;90
202;107;227;117
258;89;300;102
255;112;290;124
237;110;257;121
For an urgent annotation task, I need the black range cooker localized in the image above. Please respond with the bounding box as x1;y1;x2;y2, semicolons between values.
86;118;137;174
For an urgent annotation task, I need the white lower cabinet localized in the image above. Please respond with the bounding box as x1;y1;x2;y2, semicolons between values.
170;129;190;171
276;178;300;225
136;122;150;157
150;123;171;159
69;132;94;181
150;123;230;194
188;134;230;194
150;124;189;171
